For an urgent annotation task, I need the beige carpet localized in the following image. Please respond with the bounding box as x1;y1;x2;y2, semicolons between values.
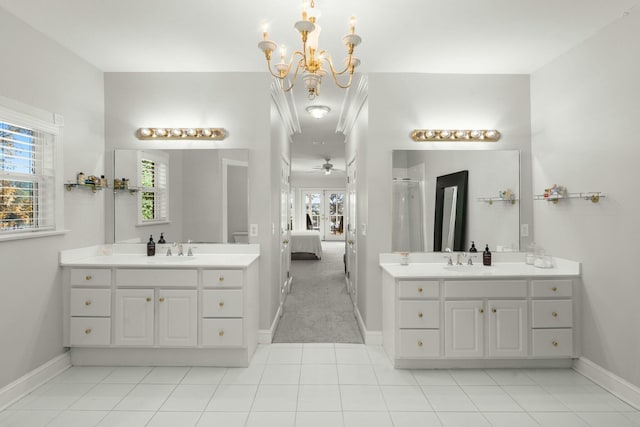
273;241;363;343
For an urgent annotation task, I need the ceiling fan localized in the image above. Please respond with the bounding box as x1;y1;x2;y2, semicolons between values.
313;158;342;175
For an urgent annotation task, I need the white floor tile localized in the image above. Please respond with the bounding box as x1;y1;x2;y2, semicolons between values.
159;384;216;412
545;385;635;412
267;347;303;364
10;383;94;410
101;367;152;384
95;411;154;427
343;411;393;427
503;385;569;411
421;386;477;412
300;364;339;384
51;367;114;384
297;385;342;411
374;365;417;385
484;369;536;385
181;367;227;385
250;345;271;364
196;412;248;427
411;370;457;386
436;412;491;427
113;384;175;411
302;343;335;348
301;347;336;364
221;365;265;385
335;347;371;364
0;409;59;427
261;364;301;384
337;364;377;384
45;410;108;427
205;384;257;412
251;385;298;411
366;346;392;365
461;385;523;412
245;411;295;427
69;383;134;410
482;412;539;427
576;412;637;427
624;412;640;426
380;386;432;411
141;367;189;384
295;411;344;427
340;385;387;411
448;369;496;386
530;412;591;427
526;369;593;385
146;411;201;427
390;412;443;427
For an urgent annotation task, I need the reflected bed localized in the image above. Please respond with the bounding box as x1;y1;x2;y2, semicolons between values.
290;230;322;260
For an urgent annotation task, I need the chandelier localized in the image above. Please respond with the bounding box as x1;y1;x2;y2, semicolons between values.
257;0;361;99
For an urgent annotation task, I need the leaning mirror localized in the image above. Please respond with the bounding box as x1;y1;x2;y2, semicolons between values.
114;149;248;244
434;170;468;252
392;150;520;252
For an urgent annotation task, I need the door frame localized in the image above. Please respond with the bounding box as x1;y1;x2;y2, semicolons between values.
299;187;346;240
221;157;249;243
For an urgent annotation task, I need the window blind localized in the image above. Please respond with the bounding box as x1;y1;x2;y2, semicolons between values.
138;151;169;223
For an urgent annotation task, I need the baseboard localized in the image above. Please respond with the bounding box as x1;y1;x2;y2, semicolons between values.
354;304;383;345
573;357;640;410
258;301;284;344
0;352;71;411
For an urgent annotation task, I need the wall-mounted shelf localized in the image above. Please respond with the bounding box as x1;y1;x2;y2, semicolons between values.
64;183;104;193
477;197;518;205
113;187;140;195
534;191;605;204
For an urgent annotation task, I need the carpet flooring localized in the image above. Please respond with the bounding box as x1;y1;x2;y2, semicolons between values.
272;241;363;343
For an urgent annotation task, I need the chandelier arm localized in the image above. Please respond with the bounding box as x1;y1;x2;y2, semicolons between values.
321;53;352;76
266;59;287;80
281;59;305;92
324;58;355;89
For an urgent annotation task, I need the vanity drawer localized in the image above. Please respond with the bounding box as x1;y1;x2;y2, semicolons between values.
70;269;111;287
531;329;573;357
203;270;243;288
202;319;243;347
398;330;440;358
444;280;527;298
531;280;572;298
532;300;573;328
70;317;111;346
70;289;111;317
116;269;197;287
398;301;440;329
202;290;243;317
398;281;439;299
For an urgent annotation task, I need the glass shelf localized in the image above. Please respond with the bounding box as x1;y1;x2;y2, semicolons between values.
477;197;518;205
113;186;140;194
64;183;104;193
534;192;605;204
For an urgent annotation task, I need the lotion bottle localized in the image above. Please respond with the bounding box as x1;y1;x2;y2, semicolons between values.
483;244;492;266
469;241;478;252
147;235;156;256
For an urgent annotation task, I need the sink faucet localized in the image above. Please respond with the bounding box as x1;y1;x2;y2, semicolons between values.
166;242;176;256
186;239;193;256
177;243;184;256
456;252;466;266
467;255;477;266
444;248;453;266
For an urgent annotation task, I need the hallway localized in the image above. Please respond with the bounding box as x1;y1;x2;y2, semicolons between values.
273;241;363;343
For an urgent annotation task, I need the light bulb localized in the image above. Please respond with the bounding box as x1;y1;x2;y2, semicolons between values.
155;128;167;137
261;22;269;40
349;16;357;34
280;46;287;63
201;129;212;137
439;130;451;139
171;128;183;137
139;128;151;137
186;128;197;137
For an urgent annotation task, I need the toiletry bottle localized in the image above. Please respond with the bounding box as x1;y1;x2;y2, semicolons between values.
77;172;85;185
147;235;156;256
100;175;107;187
469;241;477;252
483;244;492;266
158;233;166;244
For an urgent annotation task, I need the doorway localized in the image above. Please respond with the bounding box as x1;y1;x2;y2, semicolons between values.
301;189;345;241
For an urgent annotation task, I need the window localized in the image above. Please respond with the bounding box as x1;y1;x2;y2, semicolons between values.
0;101;61;239
138;151;169;224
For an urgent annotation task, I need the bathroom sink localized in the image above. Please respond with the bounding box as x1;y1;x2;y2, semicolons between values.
444;264;494;272
145;256;196;263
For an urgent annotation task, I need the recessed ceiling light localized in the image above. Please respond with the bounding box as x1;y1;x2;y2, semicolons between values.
305;105;331;119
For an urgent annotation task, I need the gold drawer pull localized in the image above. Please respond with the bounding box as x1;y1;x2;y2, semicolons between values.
85;300;92;306
417;287;423;293
492;308;497;313
219;330;225;337
159;297;165;302
479;308;484;314
552;311;558;317
219;301;225;307
146;297;151;302
551;287;557;292
219;276;225;282
418;312;423;318
552;340;558;347
85;328;92;335
85;275;92;281
417;340;423;347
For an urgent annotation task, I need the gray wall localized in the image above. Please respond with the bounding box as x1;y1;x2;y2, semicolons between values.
227;164;249;241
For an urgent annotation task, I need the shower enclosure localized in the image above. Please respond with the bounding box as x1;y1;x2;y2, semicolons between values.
391;178;425;252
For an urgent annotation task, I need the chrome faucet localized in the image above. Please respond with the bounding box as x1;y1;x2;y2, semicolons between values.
186;239;193;256
166;242;177;256
444;248;454;265
456;252;466;266
467;255;477;266
177;243;184;256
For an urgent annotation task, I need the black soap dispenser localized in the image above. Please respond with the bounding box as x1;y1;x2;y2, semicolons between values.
483;244;492;266
469;241;478;253
158;233;166;244
147;235;156;256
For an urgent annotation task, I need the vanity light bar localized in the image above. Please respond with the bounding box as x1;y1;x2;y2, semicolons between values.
136;127;227;140
411;129;501;142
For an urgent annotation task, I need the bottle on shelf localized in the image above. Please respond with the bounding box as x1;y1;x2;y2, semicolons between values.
147;235;156;256
483;244;492;266
469;241;478;252
77;172;85;185
158;233;166;244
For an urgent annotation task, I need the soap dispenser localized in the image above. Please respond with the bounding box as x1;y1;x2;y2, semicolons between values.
469;241;478;253
147;235;156;256
158;233;166;244
483;244;492;266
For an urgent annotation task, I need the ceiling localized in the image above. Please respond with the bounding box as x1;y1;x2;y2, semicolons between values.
2;0;636;179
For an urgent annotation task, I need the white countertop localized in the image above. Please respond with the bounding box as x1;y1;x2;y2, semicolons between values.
380;257;580;279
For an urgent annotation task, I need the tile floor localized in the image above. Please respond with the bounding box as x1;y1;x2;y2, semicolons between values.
0;343;638;427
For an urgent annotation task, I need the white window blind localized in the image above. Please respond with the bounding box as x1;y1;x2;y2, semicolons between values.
0;120;56;234
138;150;169;223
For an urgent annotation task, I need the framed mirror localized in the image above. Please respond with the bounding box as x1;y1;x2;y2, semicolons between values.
114;149;248;244
434;170;468;251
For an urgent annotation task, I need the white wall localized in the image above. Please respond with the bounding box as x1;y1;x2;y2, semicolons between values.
531;11;640;387
361;73;532;331
0;8;105;388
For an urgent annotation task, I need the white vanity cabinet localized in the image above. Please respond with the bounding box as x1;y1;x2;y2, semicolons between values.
67;269;112;346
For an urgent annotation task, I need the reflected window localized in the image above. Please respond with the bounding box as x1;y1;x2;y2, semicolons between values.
138;151;169;224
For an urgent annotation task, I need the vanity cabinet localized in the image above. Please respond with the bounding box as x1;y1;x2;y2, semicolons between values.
68;269;112;346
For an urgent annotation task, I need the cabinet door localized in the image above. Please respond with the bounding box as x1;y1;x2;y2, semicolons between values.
115;289;154;346
158;290;197;347
488;300;528;357
445;301;484;357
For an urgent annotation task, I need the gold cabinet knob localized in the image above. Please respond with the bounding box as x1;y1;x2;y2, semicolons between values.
492;308;497;313
159;297;165;302
551;287;557;292
418;312;423;318
85;328;92;335
219;330;225;337
85;300;92;306
417;340;423;347
85;275;92;281
219;301;225;307
219;276;225;282
417;287;423;293
479;308;485;314
552;340;558;347
146;297;151;302
552;311;558;317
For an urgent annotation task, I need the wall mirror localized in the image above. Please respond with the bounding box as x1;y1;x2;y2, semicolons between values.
114;149;248;244
434;170;468;251
392;150;520;252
